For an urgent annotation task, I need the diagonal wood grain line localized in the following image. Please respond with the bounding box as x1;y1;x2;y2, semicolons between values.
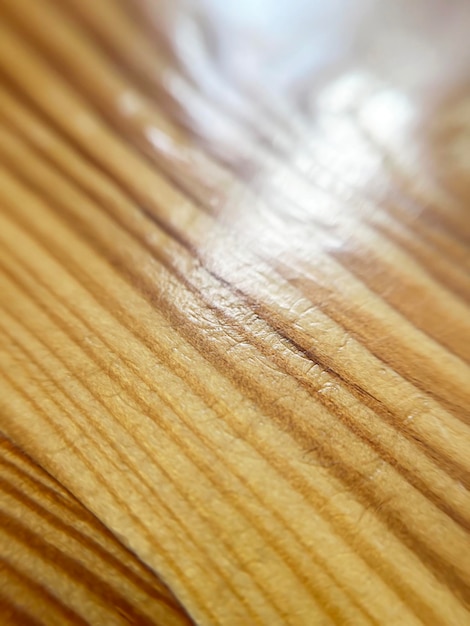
0;77;465;386
0;163;468;620
0;154;469;522
0;459;186;612
0;47;466;434
0;560;88;626
0;351;230;625
0;434;194;626
0;194;466;620
0;1;469;624
3;106;466;468
0;263;325;623
0;512;160;626
0;13;468;417
0;95;470;540
0;109;468;486
0;204;386;620
0;111;470;508
0;0;470;316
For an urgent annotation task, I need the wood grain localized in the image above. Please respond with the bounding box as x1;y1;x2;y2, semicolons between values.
0;0;469;624
0;433;193;625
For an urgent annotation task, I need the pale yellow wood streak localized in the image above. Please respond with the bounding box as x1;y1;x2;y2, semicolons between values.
0;0;469;624
0;434;193;625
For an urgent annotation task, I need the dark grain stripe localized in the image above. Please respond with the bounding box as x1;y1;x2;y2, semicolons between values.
0;559;88;626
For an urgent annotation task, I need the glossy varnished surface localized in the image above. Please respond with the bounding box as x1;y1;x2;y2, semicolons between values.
0;0;469;624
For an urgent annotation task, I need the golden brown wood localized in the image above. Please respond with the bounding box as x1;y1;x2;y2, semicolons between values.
0;0;469;624
0;433;193;625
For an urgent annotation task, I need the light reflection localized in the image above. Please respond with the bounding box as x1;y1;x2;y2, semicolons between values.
196;90;420;292
135;0;469;264
359;88;414;144
218;71;415;249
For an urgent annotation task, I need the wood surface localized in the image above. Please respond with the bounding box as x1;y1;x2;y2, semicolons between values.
0;433;193;625
0;0;469;624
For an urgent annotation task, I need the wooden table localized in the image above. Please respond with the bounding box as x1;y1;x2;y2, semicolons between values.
0;0;469;623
